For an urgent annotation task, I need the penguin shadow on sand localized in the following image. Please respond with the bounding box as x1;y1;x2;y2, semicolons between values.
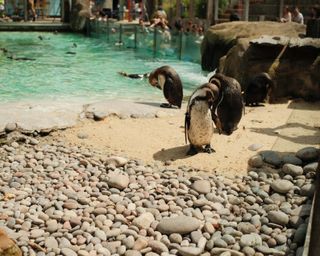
153;145;194;162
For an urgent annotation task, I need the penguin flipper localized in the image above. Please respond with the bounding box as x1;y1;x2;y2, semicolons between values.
184;112;190;144
163;77;183;108
211;109;222;134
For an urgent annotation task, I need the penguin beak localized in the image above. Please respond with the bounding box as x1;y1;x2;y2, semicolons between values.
152;80;161;89
150;78;159;88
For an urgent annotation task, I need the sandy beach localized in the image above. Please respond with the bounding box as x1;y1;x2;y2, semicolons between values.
44;99;320;178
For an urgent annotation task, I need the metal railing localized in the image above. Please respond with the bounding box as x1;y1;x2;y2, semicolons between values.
86;19;203;63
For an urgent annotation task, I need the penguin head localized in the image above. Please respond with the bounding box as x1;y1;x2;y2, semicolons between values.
148;71;160;88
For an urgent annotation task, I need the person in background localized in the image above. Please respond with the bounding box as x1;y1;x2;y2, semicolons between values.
28;0;37;21
0;0;4;18
280;5;291;22
310;5;320;19
174;17;183;31
156;5;167;20
292;6;304;24
138;18;149;33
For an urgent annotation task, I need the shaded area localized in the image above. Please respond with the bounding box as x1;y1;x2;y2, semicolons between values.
250;122;320;146
287;100;320;111
135;101;165;108
153;145;193;162
309;156;320;256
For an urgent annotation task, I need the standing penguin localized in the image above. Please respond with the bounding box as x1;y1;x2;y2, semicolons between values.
185;83;221;155
245;72;273;106
148;66;183;108
209;73;244;135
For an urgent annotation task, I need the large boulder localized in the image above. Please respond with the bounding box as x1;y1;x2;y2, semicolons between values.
201;21;320;101
220;36;320;101
70;0;90;32
201;21;305;71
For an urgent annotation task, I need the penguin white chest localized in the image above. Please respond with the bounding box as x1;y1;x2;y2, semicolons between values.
188;101;214;147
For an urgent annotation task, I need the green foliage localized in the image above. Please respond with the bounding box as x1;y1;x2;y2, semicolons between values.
219;0;229;10
162;0;230;19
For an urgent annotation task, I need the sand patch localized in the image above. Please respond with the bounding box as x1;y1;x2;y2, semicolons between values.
49;100;320;177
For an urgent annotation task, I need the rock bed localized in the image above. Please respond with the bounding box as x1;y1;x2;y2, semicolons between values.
0;136;318;256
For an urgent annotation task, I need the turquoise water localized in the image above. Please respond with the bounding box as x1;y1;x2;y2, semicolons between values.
0;32;208;103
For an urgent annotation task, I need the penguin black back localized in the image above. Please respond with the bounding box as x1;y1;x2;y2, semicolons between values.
209;73;243;135
149;66;183;108
245;72;273;106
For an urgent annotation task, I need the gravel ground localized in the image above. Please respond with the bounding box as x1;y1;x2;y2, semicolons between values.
0;133;318;256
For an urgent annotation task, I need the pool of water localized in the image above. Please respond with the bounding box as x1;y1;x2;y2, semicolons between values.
0;32;208;104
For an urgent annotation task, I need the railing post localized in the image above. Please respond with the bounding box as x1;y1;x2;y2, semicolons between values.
134;25;137;49
107;19;110;42
153;27;157;58
244;0;249;21
214;0;219;24
179;31;183;60
86;18;91;36
206;0;213;25
279;0;284;20
119;24;123;45
24;0;28;21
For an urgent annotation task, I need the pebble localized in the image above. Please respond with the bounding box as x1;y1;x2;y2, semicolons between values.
293;223;308;245
282;164;303;176
61;248;77;256
248;155;264;168
240;233;262;247
107;174;130;190
296;147;319;162
156;216;200;235
105;156;128;167
271;180;294;194
45;237;59;249
260;150;282;167
125;250;142;256
132;212;155;229
192;180;211;194
282;155;302;166
248;143;263;151
178;247;203;256
238;222;256;234
5;122;17;132
303;162;318;174
267;211;289;226
300;183;315;197
77;132;89;139
0;140;314;256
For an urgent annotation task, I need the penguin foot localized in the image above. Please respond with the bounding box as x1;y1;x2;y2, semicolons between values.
187;145;198;156
160;103;173;108
204;145;215;154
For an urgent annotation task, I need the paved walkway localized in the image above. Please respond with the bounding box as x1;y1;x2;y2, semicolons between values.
271;101;320;152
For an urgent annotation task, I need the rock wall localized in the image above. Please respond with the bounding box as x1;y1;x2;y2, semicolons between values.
70;0;90;32
220;36;320;101
201;21;305;71
201;22;320;101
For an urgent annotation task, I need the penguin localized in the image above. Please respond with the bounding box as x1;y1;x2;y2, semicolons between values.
185;82;221;155
245;72;273;106
7;55;36;61
148;65;183;108
209;73;244;135
118;71;149;79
